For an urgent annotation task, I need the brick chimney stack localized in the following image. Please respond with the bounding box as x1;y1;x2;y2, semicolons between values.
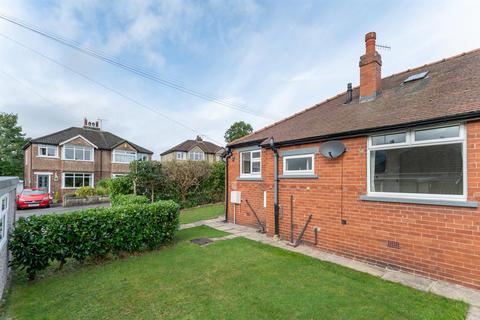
359;32;382;102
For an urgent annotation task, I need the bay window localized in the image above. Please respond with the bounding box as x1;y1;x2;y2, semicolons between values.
63;145;93;161
113;150;136;163
62;173;94;188
241;150;261;177
368;124;466;199
283;154;314;175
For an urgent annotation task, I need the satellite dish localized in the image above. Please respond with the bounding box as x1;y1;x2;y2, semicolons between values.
320;141;346;159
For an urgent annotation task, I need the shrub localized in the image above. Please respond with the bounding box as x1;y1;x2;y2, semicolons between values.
75;186;97;197
111;194;149;207
9;200;180;280
95;186;109;196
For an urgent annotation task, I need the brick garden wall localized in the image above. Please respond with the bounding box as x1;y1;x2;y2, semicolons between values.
227;120;480;289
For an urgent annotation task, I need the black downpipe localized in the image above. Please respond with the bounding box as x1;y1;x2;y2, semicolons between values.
223;148;232;222
270;138;280;236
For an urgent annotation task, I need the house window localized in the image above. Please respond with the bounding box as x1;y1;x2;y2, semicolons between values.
113;150;136;163
63;145;93;161
38;145;57;157
137;153;148;161
283;154;314;175
241;150;261;177
63;173;94;188
189;151;204;161
176;152;185;160
0;194;8;248
368;124;466;199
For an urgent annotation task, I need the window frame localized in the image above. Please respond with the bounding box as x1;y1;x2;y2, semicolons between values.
367;123;467;201
62;145;94;162
0;194;8;249
188;150;205;161
176;152;185;160
137;153;148;161
62;172;94;189
282;154;315;176
240;149;262;177
112;150;137;164
37;144;58;158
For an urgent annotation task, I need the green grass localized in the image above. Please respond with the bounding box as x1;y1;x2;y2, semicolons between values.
4;226;468;320
179;203;224;224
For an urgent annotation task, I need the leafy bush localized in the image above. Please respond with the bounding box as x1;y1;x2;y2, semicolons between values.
9;200;180;280
75;186;97;197
95;186;109;196
111;194;149;207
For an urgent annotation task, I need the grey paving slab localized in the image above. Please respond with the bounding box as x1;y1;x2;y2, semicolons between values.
430;281;480;307
382;270;433;292
468;306;480;320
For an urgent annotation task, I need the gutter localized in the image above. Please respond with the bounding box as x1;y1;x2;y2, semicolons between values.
228;111;480;149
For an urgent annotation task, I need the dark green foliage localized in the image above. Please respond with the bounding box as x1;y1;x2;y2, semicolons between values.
110;194;149;207
224;121;253;143
9;201;180;280
130;160;166;202
0;113;28;178
97;176;133;196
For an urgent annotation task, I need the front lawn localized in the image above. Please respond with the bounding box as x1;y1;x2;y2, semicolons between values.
4;226;468;319
179;203;224;224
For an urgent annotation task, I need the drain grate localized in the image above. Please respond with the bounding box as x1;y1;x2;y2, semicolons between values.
190;238;213;246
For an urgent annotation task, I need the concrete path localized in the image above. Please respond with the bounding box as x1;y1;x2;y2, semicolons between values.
182;217;480;320
16;202;110;219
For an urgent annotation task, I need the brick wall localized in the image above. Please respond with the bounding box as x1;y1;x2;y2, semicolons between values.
227;121;480;289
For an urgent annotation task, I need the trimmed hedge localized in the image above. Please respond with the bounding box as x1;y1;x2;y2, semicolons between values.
9;200;180;280
111;194;149;207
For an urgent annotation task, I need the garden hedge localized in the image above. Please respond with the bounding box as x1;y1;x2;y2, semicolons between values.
9;200;180;280
111;194;149;207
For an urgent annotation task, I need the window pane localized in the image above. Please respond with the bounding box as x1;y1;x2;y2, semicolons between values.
1;197;7;211
242;152;251;174
84;175;91;187
372;133;406;146
74;175;83;188
252;161;261;173
415;126;460;141
47;146;56;156
40;147;47;156
75;149;83;160
84;149;92;161
65;148;74;159
252;151;261;159
371;143;463;195
286;157;312;171
64;175;74;187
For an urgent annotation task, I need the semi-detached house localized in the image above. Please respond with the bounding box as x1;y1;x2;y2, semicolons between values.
225;32;480;290
23;119;153;199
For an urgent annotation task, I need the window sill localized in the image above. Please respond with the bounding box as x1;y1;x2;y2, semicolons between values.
359;195;478;208
237;177;263;181
279;174;318;179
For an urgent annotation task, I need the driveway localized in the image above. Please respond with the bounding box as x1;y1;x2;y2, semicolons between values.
16;202;110;219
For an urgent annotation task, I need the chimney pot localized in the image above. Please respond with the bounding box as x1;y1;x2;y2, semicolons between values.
359;32;382;102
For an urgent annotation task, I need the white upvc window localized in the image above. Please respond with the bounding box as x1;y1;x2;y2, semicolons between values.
63;145;94;161
137;153;148;161
283;154;314;175
62;172;94;189
367;124;466;200
189;151;204;161
176;152;186;160
38;144;58;158
240;150;261;177
113;150;137;163
0;194;8;249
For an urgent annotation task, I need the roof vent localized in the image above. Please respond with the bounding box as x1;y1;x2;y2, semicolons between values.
403;71;428;83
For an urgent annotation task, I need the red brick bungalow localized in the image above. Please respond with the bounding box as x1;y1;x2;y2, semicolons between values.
224;32;480;290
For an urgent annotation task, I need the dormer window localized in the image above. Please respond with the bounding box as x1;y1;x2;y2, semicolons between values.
38;145;58;158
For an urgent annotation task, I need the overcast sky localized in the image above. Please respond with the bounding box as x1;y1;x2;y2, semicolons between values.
1;0;479;157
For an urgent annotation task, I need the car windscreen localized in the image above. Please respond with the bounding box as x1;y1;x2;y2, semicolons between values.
22;189;46;195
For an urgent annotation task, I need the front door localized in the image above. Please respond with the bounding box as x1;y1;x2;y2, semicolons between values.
37;174;50;194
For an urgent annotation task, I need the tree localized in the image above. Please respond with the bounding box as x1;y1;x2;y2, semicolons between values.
129;160;165;202
163;161;211;203
0;113;28;178
224;121;253;143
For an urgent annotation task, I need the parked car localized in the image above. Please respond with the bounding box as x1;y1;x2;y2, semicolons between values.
16;188;51;209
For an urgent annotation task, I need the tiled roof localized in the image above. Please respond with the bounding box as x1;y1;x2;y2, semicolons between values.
160;138;222;156
25;127;153;154
229;48;480;147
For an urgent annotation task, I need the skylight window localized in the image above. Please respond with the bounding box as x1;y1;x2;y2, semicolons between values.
403;71;429;83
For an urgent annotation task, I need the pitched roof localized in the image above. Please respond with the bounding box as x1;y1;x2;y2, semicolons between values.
229;48;480;147
25;127;153;154
160;137;222;156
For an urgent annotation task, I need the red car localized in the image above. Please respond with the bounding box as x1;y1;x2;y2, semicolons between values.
16;188;51;209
